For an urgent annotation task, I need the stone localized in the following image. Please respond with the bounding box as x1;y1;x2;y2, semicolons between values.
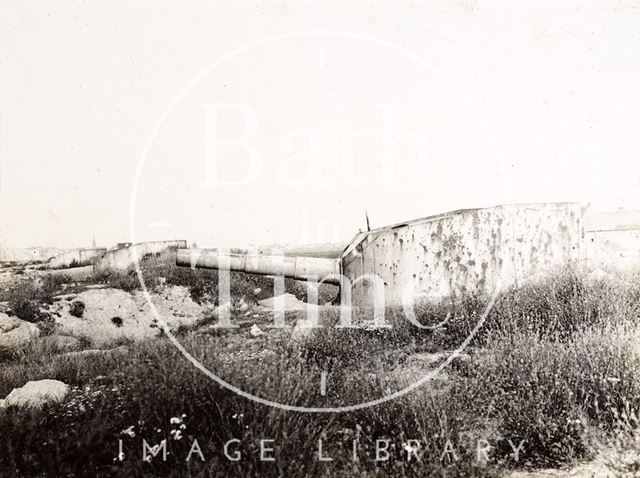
0;312;40;350
250;324;264;337
0;379;69;409
258;293;310;311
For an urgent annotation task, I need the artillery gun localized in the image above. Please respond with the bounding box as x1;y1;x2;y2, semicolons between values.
177;203;587;307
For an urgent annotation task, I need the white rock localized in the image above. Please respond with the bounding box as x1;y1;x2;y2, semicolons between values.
0;379;69;409
258;293;311;311
48;286;207;346
0;313;40;350
588;268;610;282
250;324;264;337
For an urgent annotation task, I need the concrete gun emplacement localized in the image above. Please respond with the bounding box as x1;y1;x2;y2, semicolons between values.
176;203;633;307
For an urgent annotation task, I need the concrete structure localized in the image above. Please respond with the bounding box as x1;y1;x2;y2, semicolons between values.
45;265;94;280
255;243;346;259
584;209;640;268
340;203;582;306
178;202;591;307
199;244;346;259
0;247;64;264
48;248;107;269
94;240;187;272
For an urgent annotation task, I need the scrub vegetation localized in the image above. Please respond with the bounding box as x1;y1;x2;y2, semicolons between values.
0;264;639;477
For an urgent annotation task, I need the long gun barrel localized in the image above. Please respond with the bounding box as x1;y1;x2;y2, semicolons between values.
176;249;341;285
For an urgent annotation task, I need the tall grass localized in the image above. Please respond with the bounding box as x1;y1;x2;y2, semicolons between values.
0;267;639;476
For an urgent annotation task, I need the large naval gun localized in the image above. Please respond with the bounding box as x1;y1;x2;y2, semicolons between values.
176;203;597;307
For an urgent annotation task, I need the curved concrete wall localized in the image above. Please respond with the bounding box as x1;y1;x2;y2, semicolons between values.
340;203;583;307
584;209;640;268
94;240;187;272
48;248;107;269
584;230;640;268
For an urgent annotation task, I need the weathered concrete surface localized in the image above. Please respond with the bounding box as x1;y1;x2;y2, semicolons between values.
585;229;640;267
94;240;186;272
0;379;69;410
584;209;640;268
340;203;583;306
175;202;640;308
45;265;95;280
48;248;106;269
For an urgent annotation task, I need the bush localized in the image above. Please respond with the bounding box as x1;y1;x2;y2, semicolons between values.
1;267;639;476
462;332;591;466
8;275;68;323
90;268;145;292
35;314;57;336
68;300;85;318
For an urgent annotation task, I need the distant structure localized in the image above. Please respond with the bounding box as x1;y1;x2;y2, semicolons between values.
94;240;187;272
38;241;188;274
0;247;64;264
48;248;107;269
178;202;640;307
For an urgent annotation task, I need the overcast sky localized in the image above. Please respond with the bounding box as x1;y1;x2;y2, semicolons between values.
1;1;639;249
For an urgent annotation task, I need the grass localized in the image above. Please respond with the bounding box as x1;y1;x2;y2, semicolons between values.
4;275;68;322
1;275;69;338
0;266;639;476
